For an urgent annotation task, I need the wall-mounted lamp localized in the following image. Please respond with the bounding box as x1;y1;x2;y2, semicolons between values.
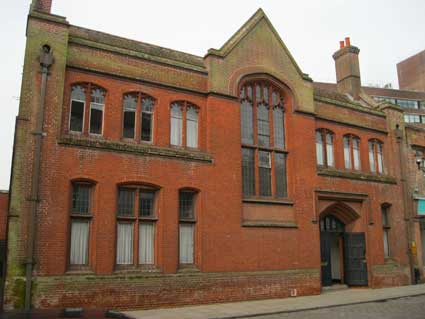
416;151;425;172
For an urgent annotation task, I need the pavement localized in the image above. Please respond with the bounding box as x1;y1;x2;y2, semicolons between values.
124;284;425;319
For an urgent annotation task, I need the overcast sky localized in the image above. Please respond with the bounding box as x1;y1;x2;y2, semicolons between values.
0;0;424;189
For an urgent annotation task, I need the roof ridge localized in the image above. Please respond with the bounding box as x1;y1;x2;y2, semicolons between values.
69;24;206;68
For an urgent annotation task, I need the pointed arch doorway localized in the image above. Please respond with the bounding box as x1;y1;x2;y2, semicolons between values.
319;203;368;287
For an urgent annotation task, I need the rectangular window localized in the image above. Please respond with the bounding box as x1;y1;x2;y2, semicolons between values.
89;103;104;135
257;104;270;147
70;100;85;132
377;143;383;173
118;188;135;217
273;107;285;148
343;137;351;169
123;94;137;139
259;151;272;196
70;220;89;265
123;111;136;138
179;191;196;265
116;187;157;267
139;223;155;264
179;223;194;264
326;133;334;167
141;113;153;141
141;97;154;142
316;131;324;165
242;148;255;196
369;142;376;172
241;101;254;144
275;153;287;198
139;191;155;217
382;206;390;258
171;104;183;146
353;138;361;170
116;222;134;265
186;108;198;148
179;191;194;219
397;99;419;109
72;184;91;214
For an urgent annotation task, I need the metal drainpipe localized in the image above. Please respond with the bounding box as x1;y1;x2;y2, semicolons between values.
397;124;416;284
24;44;53;311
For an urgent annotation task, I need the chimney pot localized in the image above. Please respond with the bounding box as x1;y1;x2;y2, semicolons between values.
345;37;351;47
339;41;345;49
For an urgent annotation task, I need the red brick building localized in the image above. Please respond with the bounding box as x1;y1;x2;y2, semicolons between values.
4;0;416;310
397;50;425;92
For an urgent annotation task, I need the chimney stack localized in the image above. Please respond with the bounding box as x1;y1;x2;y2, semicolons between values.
333;37;362;100
31;0;52;14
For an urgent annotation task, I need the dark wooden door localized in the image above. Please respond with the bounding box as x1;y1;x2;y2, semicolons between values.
320;232;332;286
344;233;368;286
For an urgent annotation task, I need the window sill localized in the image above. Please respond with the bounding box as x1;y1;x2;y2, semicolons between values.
242;220;298;228
114;265;160;274
242;197;294;205
177;265;200;273
65;268;94;275
59;136;213;163
317;167;397;184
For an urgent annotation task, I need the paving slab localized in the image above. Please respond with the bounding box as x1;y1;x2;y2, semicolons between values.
123;284;425;319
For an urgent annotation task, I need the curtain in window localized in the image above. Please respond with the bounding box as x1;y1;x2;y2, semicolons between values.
326;133;334;167
70;220;89;265
116;223;134;265
377;143;383;173
139;223;155;264
273;107;285;148
170;103;182;146
186;107;198;148
383;229;390;258
369;142;376;172
343;136;351;169
353;138;361;170
316;131;324;165
179;223;194;264
241;100;253;144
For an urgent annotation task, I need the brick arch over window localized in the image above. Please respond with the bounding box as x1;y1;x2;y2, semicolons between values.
319;201;361;225
228;68;300;109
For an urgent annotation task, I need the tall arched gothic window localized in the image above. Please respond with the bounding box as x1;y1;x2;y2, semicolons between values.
240;81;287;198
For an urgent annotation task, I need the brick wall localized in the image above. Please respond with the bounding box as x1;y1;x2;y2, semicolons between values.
0;192;8;241
32;270;320;309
